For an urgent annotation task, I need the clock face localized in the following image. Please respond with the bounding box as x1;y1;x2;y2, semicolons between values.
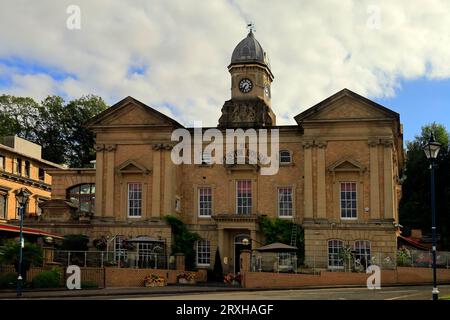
239;78;253;93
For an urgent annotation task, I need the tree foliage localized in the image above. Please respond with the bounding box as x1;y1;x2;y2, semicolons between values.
0;94;108;167
0;240;43;267
399;122;450;250
259;216;305;264
164;215;201;270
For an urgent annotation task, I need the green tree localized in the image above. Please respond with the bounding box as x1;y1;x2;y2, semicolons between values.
259;216;305;264
399;123;450;250
0;240;43;282
164;215;200;270
0;94;108;167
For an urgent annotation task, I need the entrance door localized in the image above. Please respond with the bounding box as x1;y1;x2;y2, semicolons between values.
234;235;251;273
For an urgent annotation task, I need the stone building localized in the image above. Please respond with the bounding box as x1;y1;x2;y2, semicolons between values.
32;30;404;273
0;135;63;223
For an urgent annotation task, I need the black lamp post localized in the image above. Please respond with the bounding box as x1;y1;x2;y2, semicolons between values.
423;133;441;301
15;188;30;297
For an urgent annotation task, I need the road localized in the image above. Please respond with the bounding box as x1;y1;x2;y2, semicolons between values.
105;285;450;300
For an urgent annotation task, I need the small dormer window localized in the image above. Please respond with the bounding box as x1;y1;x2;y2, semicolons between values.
279;150;292;164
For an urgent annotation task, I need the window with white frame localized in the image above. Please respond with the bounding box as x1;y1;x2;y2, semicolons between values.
340;182;357;219
196;240;210;266
278;252;293;267
236;180;252;215
127;183;142;217
328;239;344;268
354;240;371;269
278;187;293;217
279;150;292;164
198;187;212;217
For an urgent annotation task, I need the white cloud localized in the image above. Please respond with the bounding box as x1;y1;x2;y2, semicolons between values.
0;0;450;126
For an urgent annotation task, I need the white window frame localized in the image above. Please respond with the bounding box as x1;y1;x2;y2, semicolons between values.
354;240;371;269
0;193;7;220
114;235;128;261
0;154;5;171
236;180;252;215
198;187;212;217
127;183;142;218
340;182;357;220
278;187;293;218
328;239;344;269
279;150;292;164
196;240;211;266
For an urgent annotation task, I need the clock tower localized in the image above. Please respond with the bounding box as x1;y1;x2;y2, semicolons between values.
218;29;276;128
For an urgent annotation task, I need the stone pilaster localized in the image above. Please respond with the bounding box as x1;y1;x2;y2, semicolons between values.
303;141;314;219
368;138;381;219
316;141;327;219
94;144;105;216
104;144;116;217
383;139;394;220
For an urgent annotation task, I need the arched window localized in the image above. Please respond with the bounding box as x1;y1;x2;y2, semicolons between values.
279;150;292;164
328;239;344;269
67;184;95;213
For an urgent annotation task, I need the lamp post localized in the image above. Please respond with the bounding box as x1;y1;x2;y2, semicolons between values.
423;133;441;301
15;188;30;298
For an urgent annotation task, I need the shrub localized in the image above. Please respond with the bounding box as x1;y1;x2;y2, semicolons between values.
32;268;61;288
0;272;18;289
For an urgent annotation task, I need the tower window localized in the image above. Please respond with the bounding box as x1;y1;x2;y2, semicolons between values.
279;150;292;164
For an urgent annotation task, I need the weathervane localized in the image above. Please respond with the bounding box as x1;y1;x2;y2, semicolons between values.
247;22;256;33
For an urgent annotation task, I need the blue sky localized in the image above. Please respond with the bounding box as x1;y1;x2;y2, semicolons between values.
373;78;450;143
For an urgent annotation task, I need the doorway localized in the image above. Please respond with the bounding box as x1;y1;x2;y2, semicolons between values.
234;234;251;273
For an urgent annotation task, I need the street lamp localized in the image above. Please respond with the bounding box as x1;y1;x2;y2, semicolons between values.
15;188;30;297
423;133;441;301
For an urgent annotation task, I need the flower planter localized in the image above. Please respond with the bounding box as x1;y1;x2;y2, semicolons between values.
178;278;196;285
145;281;165;287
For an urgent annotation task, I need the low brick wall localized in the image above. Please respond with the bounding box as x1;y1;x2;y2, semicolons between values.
104;268;207;287
242;267;450;289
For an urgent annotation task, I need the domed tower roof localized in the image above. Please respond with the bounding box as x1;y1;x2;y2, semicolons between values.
230;31;271;69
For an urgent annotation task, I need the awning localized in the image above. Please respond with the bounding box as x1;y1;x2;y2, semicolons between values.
256;242;298;252
0;223;64;239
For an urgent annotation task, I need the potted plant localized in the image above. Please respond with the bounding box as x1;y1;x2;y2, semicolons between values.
223;273;241;287
144;274;166;287
176;271;196;284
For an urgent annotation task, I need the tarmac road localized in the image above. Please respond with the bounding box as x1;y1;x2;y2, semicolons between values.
113;284;450;300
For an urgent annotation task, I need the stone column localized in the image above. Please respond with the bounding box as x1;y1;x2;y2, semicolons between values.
316;141;327;219
104;144;116;217
303;141;314;219
163;145;175;215
250;229;257;250
383;140;394;220
369;139;380;219
151;145;162;217
94;144;105;216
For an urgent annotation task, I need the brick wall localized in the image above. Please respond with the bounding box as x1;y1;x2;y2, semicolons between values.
242;267;450;289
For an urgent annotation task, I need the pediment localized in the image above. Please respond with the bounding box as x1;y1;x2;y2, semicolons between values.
87;96;183;128
295;89;399;124
117;160;151;175
328;158;366;173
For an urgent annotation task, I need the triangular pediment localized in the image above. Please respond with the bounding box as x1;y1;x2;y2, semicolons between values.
117;160;151;175
87;96;183;128
328;158;366;173
295;89;399;124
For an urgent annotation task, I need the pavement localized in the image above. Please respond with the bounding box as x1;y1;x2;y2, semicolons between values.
1;283;449;300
